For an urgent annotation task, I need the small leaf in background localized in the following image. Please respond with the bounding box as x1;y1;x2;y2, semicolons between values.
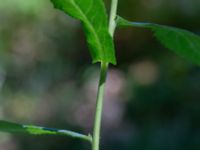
50;0;116;65
0;120;91;141
117;16;200;65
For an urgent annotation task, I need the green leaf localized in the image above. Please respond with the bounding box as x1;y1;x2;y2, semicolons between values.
117;16;200;65
0;120;92;142
50;0;116;65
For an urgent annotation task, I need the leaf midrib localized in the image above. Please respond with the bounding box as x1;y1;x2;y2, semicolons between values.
70;0;105;60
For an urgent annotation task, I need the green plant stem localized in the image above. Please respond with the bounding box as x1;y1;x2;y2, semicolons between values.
109;0;118;36
92;1;118;150
92;62;108;150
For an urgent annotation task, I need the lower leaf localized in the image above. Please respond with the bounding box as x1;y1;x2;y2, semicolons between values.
0;120;92;142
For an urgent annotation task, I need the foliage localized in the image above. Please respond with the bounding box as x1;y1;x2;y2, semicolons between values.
117;16;200;65
51;0;116;64
0;120;91;142
0;0;200;150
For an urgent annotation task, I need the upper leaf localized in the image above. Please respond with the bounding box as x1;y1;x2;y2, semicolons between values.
50;0;116;65
117;16;200;65
0;120;91;142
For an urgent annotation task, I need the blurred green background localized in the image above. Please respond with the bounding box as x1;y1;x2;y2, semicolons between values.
0;0;200;149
